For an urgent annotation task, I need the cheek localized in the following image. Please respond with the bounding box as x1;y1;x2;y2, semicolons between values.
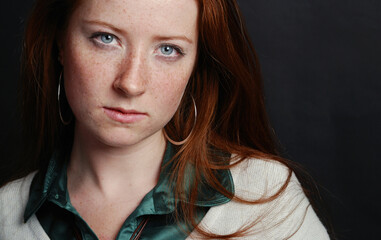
152;67;191;115
155;69;190;101
63;46;114;106
64;59;92;110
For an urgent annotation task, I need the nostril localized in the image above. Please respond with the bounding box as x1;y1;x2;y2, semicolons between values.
112;58;147;97
113;77;146;97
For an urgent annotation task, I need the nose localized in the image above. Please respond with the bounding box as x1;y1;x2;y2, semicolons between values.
113;50;147;96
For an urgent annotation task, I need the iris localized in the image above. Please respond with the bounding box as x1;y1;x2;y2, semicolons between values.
101;34;114;44
160;45;174;55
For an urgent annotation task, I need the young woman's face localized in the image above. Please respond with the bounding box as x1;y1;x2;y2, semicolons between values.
59;0;198;147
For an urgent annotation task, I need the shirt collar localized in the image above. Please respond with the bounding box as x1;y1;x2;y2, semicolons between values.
24;143;234;222
24;151;68;222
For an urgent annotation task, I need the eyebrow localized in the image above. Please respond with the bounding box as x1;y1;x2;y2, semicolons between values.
83;19;126;35
153;36;193;44
83;19;194;44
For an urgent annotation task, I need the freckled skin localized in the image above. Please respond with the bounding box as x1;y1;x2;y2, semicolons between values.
59;0;198;239
60;0;198;148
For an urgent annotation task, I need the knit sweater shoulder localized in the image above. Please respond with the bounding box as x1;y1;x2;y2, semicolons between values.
0;158;329;240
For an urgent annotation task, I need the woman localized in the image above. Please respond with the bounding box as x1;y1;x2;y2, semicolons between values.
0;0;330;239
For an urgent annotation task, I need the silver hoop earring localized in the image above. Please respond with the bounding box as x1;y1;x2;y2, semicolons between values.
58;72;72;125
163;96;197;145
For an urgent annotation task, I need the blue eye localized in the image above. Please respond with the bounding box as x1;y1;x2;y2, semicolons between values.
101;34;114;44
160;45;174;55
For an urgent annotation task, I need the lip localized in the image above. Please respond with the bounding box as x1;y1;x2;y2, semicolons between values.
103;107;147;124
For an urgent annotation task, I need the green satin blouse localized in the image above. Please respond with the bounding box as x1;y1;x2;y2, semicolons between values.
24;143;234;240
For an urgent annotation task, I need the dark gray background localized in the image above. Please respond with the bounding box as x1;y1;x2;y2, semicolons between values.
1;0;380;239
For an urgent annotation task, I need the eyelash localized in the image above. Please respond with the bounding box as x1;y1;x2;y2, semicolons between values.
158;44;185;57
90;32;119;48
89;32;186;58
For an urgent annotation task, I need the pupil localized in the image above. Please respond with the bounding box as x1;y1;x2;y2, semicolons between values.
102;35;113;43
162;46;173;55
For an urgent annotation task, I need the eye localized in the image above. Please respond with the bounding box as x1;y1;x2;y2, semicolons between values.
160;45;174;55
100;34;114;44
90;32;119;48
157;44;185;60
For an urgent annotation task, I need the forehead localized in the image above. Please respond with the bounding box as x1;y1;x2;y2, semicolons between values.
71;0;198;35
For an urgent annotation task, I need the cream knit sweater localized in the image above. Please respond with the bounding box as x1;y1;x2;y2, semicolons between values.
0;158;329;239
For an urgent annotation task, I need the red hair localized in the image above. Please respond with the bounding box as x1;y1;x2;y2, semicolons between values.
4;0;332;238
164;0;295;237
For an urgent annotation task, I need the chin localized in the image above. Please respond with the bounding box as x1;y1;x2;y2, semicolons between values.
75;118;165;149
95;127;163;149
96;134;141;148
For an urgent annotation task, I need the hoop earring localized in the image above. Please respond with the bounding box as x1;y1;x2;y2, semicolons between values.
58;72;72;125
163;96;197;146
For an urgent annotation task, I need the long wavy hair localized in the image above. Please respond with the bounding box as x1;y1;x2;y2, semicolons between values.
6;0;333;238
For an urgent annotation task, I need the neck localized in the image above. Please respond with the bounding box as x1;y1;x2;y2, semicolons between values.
67;124;166;198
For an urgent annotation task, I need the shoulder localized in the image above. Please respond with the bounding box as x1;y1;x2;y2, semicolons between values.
0;172;36;203
0;172;37;237
188;157;330;240
229;157;293;198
